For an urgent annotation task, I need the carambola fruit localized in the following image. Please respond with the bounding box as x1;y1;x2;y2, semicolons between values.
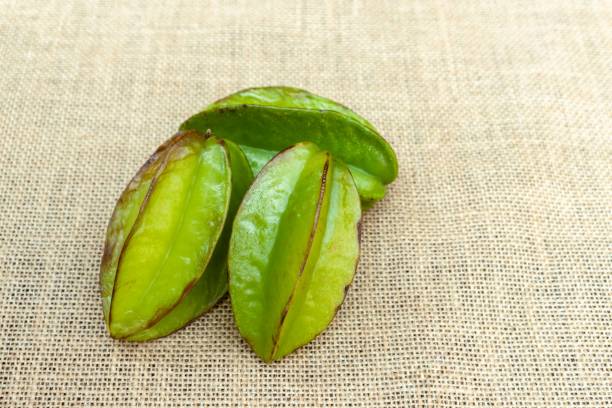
179;86;397;205
100;87;396;360
228;142;361;361
100;131;252;341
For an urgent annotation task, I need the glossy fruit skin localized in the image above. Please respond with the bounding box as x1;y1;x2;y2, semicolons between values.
228;142;361;362
179;86;397;204
100;131;252;341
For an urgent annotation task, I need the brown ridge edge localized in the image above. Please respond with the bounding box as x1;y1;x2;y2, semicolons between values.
130;134;232;338
226;143;317;359
107;130;215;339
270;162;362;363
268;154;331;361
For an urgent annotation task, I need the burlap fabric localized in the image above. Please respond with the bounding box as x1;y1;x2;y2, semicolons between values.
1;1;610;406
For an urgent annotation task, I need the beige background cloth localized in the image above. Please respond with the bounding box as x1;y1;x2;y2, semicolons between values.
1;1;610;406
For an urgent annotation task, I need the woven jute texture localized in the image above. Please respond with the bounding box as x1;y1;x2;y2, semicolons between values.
1;1;610;406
